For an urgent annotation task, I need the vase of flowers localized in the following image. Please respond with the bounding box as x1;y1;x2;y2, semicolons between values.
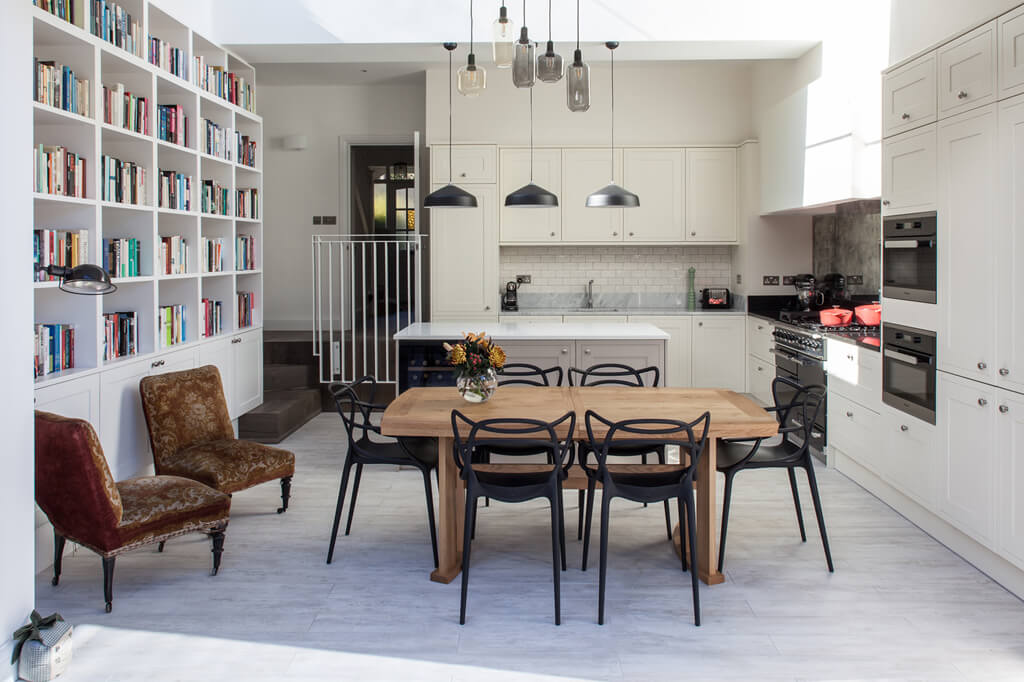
444;332;505;403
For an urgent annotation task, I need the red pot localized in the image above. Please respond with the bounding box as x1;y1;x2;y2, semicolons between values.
854;303;882;326
819;306;853;326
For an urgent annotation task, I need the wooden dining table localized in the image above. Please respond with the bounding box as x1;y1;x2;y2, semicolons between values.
380;385;778;586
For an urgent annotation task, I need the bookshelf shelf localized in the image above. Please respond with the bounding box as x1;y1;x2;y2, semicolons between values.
110;276;154;284
157;207;197;217
235;216;261;224
100;200;152;212
34;193;94;206
100;122;151;143
32;102;94;127
34;365;101;389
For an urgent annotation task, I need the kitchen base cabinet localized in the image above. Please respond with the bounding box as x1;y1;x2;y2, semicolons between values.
495;340;573;377
100;358;158;480
879;405;936;508
748;355;774;404
998;389;1024;568
827;391;881;471
198;329;263;419
628;315;692;387
692;316;745;392
574;340;665;384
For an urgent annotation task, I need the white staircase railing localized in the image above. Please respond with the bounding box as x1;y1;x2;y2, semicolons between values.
311;234;423;385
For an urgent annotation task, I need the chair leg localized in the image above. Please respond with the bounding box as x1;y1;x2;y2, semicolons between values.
326;458;354;564
51;532;65;586
684;490;701;627
598;493;612;625
804;464;835;572
344;464;363;536
581;479;597;571
471;497;479;540
277;476;293;514
557;489;567;572
658;449;672;540
101;556;115;613
209;529;225;576
549;494;562;625
788;467;807;542
459;492;478;625
577;489;585;541
677;494;688;572
421;468;439;569
641;454;648;507
157;541;165;553
718;471;736;573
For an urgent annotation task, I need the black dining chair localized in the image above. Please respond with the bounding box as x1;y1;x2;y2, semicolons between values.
569;363;672;543
451;409;576;625
581;409;711;626
326;377;439;568
716;377;833;573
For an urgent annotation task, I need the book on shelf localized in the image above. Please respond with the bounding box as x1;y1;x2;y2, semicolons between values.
157;104;188;146
101;155;145;205
160;235;188;275
92;1;143;59
34;323;75;378
201;180;229;216
235;234;256;271
103;311;138;360
202;119;232;161
158;304;186;347
103;83;148;135
200;237;225;273
34;0;77;25
158;170;192;211
35;59;90;117
102;237;141;278
236;133;257;168
35;229;89;281
191;57;255;112
236;188;259;219
200;297;222;338
34;144;86;198
237;291;255;328
148;35;187;80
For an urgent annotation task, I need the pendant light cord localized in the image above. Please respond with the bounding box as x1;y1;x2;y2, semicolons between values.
469;0;474;55
548;0;552;41
449;48;454;184
529;86;535;182
576;0;580;50
609;46;614;171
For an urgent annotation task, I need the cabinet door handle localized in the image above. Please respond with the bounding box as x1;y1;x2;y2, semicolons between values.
901;112;910;120
485;305;491;310
691;231;697;236
757;366;763;372
1000;368;1009;376
957;90;968;99
847;354;854;361
1000;405;1010;414
151;360;165;368
628;231;634;237
550;231;556;237
698;322;703;327
584;348;591;355
757;325;763;330
460;172;467;177
846;411;854;418
900;424;909;432
561;348;568;354
231;337;242;344
978;398;988;407
612;232;618;236
978;362;987;370
882;199;891;206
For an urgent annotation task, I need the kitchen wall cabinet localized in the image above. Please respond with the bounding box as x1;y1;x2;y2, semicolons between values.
882;52;937;137
622;149;684;242
431;145;497;184
628;315;692;387
430;184;499;321
997;95;1024;394
561;148;623;242
881;124;937;215
685;148;737;242
879;404;936;508
937;104;998;384
997;389;1024;568
937;20;997;118
499;148;562;242
999;7;1024;99
691;315;745;392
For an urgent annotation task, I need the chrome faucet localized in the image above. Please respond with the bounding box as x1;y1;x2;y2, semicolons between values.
585;280;594;309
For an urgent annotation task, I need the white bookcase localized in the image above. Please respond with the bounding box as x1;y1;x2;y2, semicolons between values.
31;2;264;482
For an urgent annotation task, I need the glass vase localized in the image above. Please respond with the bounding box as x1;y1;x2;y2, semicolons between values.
457;368;498;403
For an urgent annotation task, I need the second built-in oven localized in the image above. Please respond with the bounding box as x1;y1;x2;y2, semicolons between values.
882;323;937;424
883;212;937;304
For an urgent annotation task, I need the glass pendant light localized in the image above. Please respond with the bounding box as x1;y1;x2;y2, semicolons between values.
587;42;639;208
492;1;515;68
536;0;563;83
566;0;589;111
505;87;558;207
457;0;486;97
425;43;478;209
512;0;535;88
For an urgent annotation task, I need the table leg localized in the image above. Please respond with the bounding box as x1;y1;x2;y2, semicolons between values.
430;435;464;583
672;436;725;585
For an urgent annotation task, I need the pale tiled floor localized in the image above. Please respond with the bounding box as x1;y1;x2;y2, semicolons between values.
34;413;1024;681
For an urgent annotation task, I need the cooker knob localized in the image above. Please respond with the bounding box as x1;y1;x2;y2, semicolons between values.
1000;405;1010;414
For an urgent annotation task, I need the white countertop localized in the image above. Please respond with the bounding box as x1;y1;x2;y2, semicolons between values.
394;322;670;341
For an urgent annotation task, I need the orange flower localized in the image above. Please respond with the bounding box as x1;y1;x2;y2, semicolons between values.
489;345;506;369
450;344;466;365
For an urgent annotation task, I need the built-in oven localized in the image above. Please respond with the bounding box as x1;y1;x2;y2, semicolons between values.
882;323;936;424
883;212;937;304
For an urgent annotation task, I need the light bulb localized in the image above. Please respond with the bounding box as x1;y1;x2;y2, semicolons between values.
537;40;563;82
492;5;515;68
458;53;487;97
566;49;590;111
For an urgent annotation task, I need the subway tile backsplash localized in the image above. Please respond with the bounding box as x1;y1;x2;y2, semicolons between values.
499;246;733;294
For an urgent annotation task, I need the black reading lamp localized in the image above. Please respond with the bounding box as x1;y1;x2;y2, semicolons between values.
35;263;117;295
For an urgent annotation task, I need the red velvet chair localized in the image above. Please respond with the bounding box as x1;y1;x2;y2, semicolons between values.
35;411;231;613
138;365;295;513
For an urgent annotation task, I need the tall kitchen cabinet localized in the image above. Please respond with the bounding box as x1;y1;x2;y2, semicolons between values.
691;316;745;392
561;149;623;242
429;184;499;321
997;95;1024;394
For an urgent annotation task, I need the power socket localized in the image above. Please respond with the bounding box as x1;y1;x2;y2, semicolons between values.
516;274;531;284
782;275;796;286
763;275;780;286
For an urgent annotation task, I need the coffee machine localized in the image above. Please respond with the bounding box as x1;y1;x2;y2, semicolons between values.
793;274;822;311
819;273;849;307
501;281;519;311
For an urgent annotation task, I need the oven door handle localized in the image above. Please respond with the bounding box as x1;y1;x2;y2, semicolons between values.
884;348;928;365
771;348;819;366
884;239;934;249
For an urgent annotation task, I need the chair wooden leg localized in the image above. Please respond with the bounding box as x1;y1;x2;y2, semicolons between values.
459;491;478;625
51;532;65;586
577;489;585;541
209;529;225;576
598;493;612;625
581;479;597;571
684;490;701;626
549;494;562;625
277;476;292;514
718;471;736;573
788;467;807;542
344;464;363;536
326;458;354;564
804;463;834;572
101;556;115;613
421;468;439;569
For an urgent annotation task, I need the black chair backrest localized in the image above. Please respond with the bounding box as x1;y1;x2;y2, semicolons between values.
770;376;826;447
329;377;383;447
582;410;711;483
568;363;660;387
451;410;576;492
497;362;564;387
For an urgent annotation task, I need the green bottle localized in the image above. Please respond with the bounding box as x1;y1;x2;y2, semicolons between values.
687;267;697;311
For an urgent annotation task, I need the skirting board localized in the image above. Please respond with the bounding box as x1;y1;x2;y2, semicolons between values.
834;449;1024;600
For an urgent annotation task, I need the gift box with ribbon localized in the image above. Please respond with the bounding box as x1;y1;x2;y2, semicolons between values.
11;611;72;682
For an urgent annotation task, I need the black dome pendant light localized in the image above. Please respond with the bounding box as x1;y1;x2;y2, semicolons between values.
425;43;478;208
505;86;558;207
586;41;639;208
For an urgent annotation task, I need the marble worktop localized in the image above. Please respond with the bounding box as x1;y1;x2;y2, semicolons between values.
394;322;670;341
500;291;745;316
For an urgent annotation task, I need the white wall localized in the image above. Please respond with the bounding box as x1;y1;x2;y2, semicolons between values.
888;0;1020;65
425;61;755;147
258;79;426;330
149;0;216;40
2;2;36;673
